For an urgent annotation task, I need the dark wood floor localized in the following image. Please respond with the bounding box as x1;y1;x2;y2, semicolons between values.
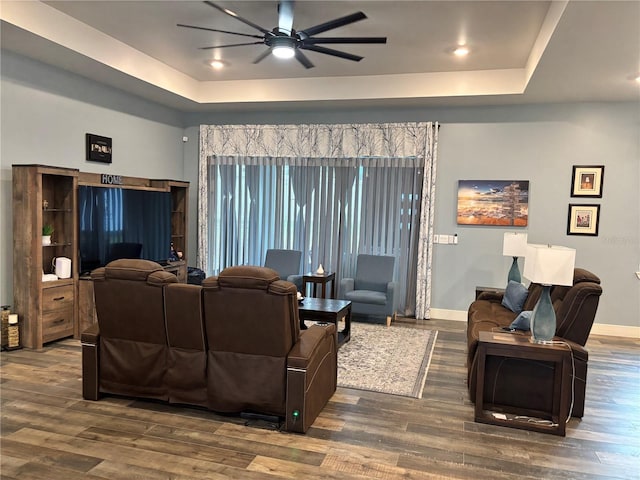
1;318;638;479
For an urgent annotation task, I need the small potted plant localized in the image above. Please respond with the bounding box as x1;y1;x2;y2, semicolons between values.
42;224;54;246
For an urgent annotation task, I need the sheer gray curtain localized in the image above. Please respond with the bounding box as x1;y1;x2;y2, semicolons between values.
198;123;438;316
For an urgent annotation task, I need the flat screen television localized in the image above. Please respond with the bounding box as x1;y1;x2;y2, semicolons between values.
78;185;172;274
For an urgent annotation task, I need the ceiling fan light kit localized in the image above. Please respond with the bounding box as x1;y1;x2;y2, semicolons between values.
179;0;387;69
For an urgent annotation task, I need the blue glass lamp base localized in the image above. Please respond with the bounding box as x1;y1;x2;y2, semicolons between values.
507;257;521;283
530;285;556;344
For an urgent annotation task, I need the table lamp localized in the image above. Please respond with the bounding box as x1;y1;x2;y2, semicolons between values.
502;232;528;283
523;244;576;344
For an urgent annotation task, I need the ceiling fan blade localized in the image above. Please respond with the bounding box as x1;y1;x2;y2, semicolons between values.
299;12;366;38
253;49;272;64
295;49;314;69
177;24;264;40
300;44;363;62
199;41;264;50
302;37;387;45
203;1;271;35
278;0;294;35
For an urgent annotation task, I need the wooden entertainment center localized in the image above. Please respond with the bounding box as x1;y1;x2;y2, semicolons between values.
12;165;189;349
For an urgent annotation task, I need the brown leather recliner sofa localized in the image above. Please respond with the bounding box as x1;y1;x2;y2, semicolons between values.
82;259;337;433
467;268;602;418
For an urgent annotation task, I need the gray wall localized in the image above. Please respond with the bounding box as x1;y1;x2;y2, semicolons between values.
2;51;638;330
1;52;187;305
185;103;640;329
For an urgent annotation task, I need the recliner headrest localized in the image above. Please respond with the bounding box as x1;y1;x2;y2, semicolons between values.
573;268;600;285
100;259;177;285
215;265;280;290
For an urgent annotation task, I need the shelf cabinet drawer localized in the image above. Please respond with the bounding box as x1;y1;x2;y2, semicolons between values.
42;284;75;343
42;307;74;342
42;284;74;310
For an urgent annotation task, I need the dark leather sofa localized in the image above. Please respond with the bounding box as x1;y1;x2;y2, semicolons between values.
467;268;602;418
81;259;337;433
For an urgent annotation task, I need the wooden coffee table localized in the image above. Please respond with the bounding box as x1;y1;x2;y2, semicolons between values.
298;298;351;348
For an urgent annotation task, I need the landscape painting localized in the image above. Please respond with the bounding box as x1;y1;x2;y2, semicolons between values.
457;180;529;226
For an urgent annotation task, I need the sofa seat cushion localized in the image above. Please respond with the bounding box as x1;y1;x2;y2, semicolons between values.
345;290;387;305
468;300;518;330
467;300;518;364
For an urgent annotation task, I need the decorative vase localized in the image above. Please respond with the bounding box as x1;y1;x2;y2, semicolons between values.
507;256;521;283
42;235;51;246
530;284;555;344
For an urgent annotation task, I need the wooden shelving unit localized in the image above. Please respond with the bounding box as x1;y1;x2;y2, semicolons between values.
13;168;189;348
169;181;189;265
13;165;78;349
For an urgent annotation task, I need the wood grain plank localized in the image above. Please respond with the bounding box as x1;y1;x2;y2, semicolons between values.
1;319;638;480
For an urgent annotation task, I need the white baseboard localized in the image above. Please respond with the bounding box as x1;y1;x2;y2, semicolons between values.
429;308;467;322
430;308;640;338
590;323;640;338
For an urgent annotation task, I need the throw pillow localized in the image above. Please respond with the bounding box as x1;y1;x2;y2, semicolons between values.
501;280;528;313
509;310;533;330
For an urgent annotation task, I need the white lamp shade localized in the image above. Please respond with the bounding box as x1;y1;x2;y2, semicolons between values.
502;232;528;257
523;244;576;286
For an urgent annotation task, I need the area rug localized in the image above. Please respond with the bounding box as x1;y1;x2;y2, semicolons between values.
336;322;438;398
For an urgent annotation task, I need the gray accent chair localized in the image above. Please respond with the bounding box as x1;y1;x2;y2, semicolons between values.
264;249;303;292
339;254;397;326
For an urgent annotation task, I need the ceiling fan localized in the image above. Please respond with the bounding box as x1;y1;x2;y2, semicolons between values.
178;0;387;69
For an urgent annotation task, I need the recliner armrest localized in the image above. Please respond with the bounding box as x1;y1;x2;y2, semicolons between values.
475;291;505;302
339;278;354;298
81;322;100;345
286;323;337;433
81;322;101;401
288;323;336;368
286;274;303;290
386;281;397;305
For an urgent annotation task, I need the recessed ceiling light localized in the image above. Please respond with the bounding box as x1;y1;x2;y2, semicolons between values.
453;45;470;57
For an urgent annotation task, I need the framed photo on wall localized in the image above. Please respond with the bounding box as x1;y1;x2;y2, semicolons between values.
571;165;604;198
567;204;600;236
457;180;529;226
86;133;112;163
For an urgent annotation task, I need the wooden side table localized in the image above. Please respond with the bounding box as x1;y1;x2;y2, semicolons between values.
474;331;572;436
302;272;336;299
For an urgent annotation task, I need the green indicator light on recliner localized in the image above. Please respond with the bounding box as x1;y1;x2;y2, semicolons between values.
292;410;300;420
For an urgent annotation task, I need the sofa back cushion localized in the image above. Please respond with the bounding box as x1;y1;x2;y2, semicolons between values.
522;268;602;346
201;265;299;415
91;259;177;400
354;254;395;291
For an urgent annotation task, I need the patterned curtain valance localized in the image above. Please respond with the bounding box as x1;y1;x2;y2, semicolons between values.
199;123;430;159
197;121;438;318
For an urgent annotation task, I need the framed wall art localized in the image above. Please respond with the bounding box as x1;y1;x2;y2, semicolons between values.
457;180;529;226
86;133;112;163
571;165;604;198
567;204;600;236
